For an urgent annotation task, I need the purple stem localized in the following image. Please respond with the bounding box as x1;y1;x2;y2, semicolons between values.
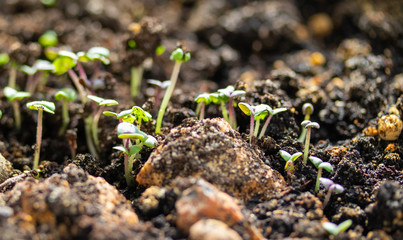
258;115;273;139
249;114;254;144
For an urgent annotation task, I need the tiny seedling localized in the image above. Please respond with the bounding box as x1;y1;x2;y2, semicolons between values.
298;103;314;142
88;95;118;151
258;106;287;139
195;93;211;120
320;177;344;208
238;103;268;143
0;53;10;66
147;79;170;109
22;59;54;94
103;106;152;129
26;101;55;170
301;120;320;164
323;219;352;236
55;88;77;136
217;85;245;129
0;109;2;119
279;150;302;175
3;87;31;131
114;122;157;186
38;30;58;47
309;156;333;192
209;92;229;122
155;46;191;134
132;106;152;128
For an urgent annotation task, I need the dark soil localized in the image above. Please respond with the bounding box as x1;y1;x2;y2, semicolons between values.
0;0;403;239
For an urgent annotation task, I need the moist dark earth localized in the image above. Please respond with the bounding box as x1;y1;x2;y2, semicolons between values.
0;0;403;239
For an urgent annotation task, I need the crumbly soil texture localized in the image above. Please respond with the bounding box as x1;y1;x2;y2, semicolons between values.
1;0;403;239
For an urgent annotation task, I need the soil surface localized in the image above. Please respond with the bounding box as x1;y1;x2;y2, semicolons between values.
0;0;403;239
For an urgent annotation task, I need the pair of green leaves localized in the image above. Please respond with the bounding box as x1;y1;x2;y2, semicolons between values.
20;60;54;76
239;102;287;120
4;87;30;101
104;106;151;124
309;156;333;172
115;122;157;148
26;101;55;114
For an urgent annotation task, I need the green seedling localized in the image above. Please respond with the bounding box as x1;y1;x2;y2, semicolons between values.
88;95;118;151
0;53;10;66
279;150;302;174
103;106;152;129
309;156;333;192
38;30;58;47
238;103;268;143
147;79;170;109
195;93;211;120
209;92;229;122
22;59;54;94
0;109;2;119
323;219;352;236
26;101;55;169
132;106;152;128
320;177;344;208
155;45;165;56
298;103;314;142
3;87;31;130
217;85;245;129
114;122;157;186
155;47;191;134
55;88;77;136
301;120;320;165
258;106;287;139
40;0;56;7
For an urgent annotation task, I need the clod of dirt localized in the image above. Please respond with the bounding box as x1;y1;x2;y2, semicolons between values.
377;114;402;141
189;219;242;240
366;181;403;237
0;164;163;239
136;118;287;201
0;154;13;184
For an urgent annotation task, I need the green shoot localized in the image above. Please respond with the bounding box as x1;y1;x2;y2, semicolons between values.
298;103;314;142
217;85;245;129
309;156;333;192
26;101;55;169
88;95;118;150
155;47;191;134
147;79;170;109
238;103;267;143
38;30;58;47
279;150;302;174
209;92;229;122
323;219;352;236
195;93;211;120
55;88;77;136
3;87;31;130
301;120;320;164
114;122;157;186
258;106;287;139
132;106;152;128
320;177;344;208
0;53;10;66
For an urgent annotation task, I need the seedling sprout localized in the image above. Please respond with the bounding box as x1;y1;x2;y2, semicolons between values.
238;102;268;143
279;150;302;175
298;103;314;142
301;120;320;164
38;30;58;48
55;88;77;136
3;87;31;131
217;85;245;129
320;177;344;208
209;92;229;122
309;156;333;192
258;106;287;139
195;93;211;120
155;46;191;133
26;100;55;170
147;79;170;109
323;219;352;236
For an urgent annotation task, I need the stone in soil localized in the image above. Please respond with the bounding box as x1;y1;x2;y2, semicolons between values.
136;118;287;201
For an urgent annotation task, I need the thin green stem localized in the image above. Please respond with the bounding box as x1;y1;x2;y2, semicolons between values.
228;99;237;129
8;63;17;89
155;61;182;134
254;119;260;137
303;128;311;165
84;115;98;159
68;69;87;103
258;115;273;139
298;114;310;142
221;101;229;122
315;168;322;193
92;105;104;151
131;65;144;101
195;102;202;117
200;103;205;120
12;101;21;131
58;100;70;136
33;109;43;170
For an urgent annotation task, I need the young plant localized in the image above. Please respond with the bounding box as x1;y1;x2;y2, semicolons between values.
155;47;191;134
103;106;152;129
3;87;31;131
309;156;333;192
238;103;268;143
279;150;302;175
320;177;344;208
209;92;229;122
38;30;58;48
22;60;54;94
258;106;287;139
301;120;320;165
55;88;77;136
195;93;211;120
132;106;152;128
147;79;170;109
298;103;314;142
88;95;118;151
217;85;245;129
323;219;352;236
26;101;55;169
114;122;157;186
